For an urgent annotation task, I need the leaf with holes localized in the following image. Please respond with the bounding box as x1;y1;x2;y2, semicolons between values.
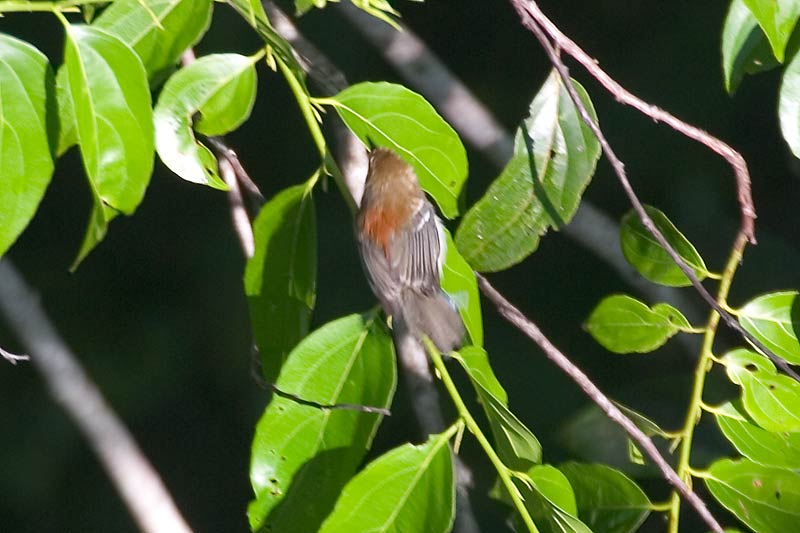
319;430;454;533
441;230;482;346
560;462;650;533
620;205;709;287
154;53;259;189
0;35;55;258
738;291;800;365
722;348;800;432
248;313;396;532
584;294;690;354
714;401;800;469
456;71;601;272
722;0;780;94
742;0;800;62
328;82;467;219
705;458;800;532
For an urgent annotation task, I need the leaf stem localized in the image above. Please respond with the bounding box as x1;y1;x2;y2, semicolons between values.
276;58;357;213
668;233;747;533
425;338;540;533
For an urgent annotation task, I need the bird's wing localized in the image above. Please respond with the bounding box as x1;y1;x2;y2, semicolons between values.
387;201;443;296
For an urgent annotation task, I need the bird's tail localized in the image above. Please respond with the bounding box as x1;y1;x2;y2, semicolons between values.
397;290;465;353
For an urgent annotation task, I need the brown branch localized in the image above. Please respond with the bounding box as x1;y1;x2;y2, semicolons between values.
509;0;800;382
476;273;725;533
0;261;193;533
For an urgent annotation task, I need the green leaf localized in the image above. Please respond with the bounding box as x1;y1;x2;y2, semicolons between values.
722;348;800;432
584;294;690;354
458;345;507;403
441;231;482;346
248;313;396;533
64;25;154;216
457;347;542;472
55;66;77;156
705;458;800;533
620;205;708;287
714;401;800;469
742;0;800;62
456;71;601;272
71;187;119;270
319;430;455;533
0;34;55;258
94;0;213;83
722;0;780;94
244;183;316;382
780;51;800;160
738;291;800;365
511;465;593;533
560;462;651;533
154;53;259;189
328;82;467;219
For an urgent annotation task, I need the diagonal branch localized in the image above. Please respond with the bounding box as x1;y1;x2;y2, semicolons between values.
476;273;725;533
509;0;800;382
0;260;193;533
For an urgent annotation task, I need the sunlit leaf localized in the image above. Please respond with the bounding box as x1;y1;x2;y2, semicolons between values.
245;183;316;381
560;462;650;533
328;81;467;219
584;294;690;354
722;348;800;432
738;291;800;365
441;231;482;346
742;0;800;62
64;25;154;215
154;53;259;189
94;0;213;82
722;0;780;94
0;34;55;258
319;431;454;533
705;458;800;532
456;71;600;272
248;313;396;532
714;401;800;469
620;205;709;287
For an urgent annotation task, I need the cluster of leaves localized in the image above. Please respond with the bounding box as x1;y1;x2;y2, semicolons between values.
2;0;799;532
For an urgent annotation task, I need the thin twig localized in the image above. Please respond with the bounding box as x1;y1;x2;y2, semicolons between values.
510;0;800;382
1;345;29;364
476;273;725;533
0;260;193;533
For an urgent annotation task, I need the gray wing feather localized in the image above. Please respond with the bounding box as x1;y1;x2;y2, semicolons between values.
389;202;441;296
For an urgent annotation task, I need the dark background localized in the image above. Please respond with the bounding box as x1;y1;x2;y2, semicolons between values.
2;1;798;531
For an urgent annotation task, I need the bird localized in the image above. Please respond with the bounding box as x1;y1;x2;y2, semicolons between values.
355;147;464;352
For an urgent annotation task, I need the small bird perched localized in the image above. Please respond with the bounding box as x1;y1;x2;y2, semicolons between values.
355;147;464;352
